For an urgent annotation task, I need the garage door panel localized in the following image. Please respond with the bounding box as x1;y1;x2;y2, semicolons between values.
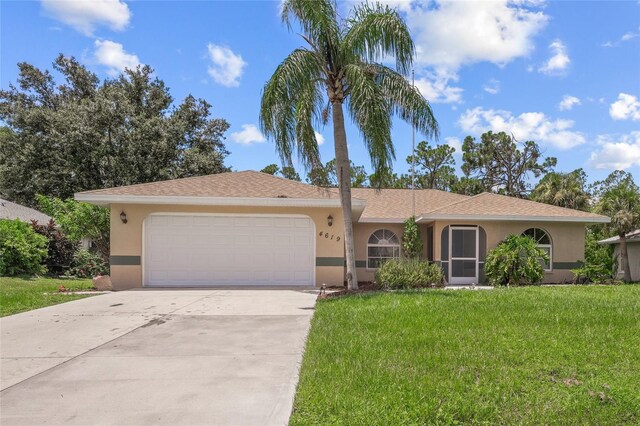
144;215;314;286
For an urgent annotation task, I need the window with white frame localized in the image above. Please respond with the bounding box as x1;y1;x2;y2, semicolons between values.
522;228;552;271
367;229;400;269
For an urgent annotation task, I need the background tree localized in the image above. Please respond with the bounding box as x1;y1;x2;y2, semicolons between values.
594;173;640;282
461;131;556;198
260;163;302;181
260;1;438;289
407;141;457;190
531;169;590;210
307;159;369;188
450;176;484;196
0;55;230;206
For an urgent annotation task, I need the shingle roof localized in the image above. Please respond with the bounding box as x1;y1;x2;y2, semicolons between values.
598;229;640;244
77;171;341;200
419;192;609;222
0;199;52;224
351;188;468;221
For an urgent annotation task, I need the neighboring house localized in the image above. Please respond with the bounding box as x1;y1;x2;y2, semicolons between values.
75;171;609;290
598;229;640;281
0;198;52;224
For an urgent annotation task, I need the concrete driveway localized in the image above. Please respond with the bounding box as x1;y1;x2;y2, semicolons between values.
0;289;317;425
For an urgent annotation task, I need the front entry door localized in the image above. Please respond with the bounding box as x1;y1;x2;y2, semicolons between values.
449;226;478;285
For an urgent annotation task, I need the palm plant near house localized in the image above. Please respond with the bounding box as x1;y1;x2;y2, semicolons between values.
260;0;438;289
594;180;640;282
531;169;590;211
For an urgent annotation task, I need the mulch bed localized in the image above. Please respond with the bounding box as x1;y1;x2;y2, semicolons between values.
318;282;382;299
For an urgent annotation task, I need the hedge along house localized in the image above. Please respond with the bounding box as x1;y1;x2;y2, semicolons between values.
75;171;610;290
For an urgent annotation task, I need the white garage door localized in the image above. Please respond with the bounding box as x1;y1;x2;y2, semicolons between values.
144;214;315;287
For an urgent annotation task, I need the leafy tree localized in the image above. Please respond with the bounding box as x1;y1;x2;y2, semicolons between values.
260;164;280;175
31;220;76;276
37;196;110;262
0;219;48;276
485;234;548;286
407;142;457;190
589;170;636;201
450;177;484;196
402;216;423;258
461;131;556;198
531;169;590;210
307;160;369;188
571;227;615;283
0;55;230;206
260;1;438;289
260;164;302;181
594;173;640;282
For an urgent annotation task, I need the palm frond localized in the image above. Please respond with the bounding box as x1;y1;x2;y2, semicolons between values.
342;4;414;76
259;48;324;169
370;63;439;140
344;63;394;181
281;0;340;59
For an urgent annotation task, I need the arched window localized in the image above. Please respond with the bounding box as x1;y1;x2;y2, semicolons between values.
522;228;552;271
367;229;400;269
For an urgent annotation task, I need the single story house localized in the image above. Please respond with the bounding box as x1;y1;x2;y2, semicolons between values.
598;229;640;281
0;198;52;224
75;171;609;290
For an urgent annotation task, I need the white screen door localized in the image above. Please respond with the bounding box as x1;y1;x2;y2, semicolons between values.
449;226;478;285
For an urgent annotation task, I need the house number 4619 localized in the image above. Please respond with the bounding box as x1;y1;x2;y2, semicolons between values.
319;231;340;242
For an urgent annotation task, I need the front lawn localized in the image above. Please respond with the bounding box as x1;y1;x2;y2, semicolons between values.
0;276;95;317
291;286;640;425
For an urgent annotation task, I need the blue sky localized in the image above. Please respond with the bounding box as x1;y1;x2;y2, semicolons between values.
2;0;639;184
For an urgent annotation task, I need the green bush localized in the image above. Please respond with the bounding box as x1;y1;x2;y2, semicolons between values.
402;216;423;259
485;234;547;287
572;227;616;283
0;219;48;276
66;249;109;278
31;220;77;276
375;258;444;289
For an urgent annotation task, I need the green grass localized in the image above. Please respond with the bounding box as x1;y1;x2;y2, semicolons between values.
291;286;640;425
0;276;95;317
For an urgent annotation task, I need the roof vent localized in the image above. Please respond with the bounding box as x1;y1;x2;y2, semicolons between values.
276;194;289;198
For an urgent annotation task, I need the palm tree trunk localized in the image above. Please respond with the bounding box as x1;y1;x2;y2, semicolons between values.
619;233;631;282
332;100;358;290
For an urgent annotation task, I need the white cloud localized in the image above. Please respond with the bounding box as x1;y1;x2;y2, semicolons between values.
407;1;548;71
458;107;586;150
590;131;640;170
414;69;463;104
314;131;325;146
558;95;581;111
93;40;139;76
609;93;640;121
41;0;131;36
444;136;463;155
538;39;570;75
230;124;265;145
206;43;246;87
602;26;640;47
483;79;500;95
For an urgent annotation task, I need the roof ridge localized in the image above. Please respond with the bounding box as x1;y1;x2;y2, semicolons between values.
248;170;340;195
421;191;488;215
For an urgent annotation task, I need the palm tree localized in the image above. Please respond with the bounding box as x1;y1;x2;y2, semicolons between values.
595;181;640;282
531;169;590;211
260;0;438;290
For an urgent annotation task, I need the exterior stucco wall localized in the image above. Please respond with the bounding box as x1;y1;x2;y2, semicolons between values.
433;220;586;284
613;243;640;281
109;204;345;290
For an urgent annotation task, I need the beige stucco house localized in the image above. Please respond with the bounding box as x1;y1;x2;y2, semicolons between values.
75;171;609;290
598;229;640;281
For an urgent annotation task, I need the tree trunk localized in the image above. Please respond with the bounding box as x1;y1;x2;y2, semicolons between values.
331;101;358;290
619;233;631;282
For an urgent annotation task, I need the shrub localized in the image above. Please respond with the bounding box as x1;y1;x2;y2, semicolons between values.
375;258;444;289
485;234;547;287
37;195;110;262
572;227;616;284
0;219;48;276
402;216;423;259
31;219;77;276
66;249;109;278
